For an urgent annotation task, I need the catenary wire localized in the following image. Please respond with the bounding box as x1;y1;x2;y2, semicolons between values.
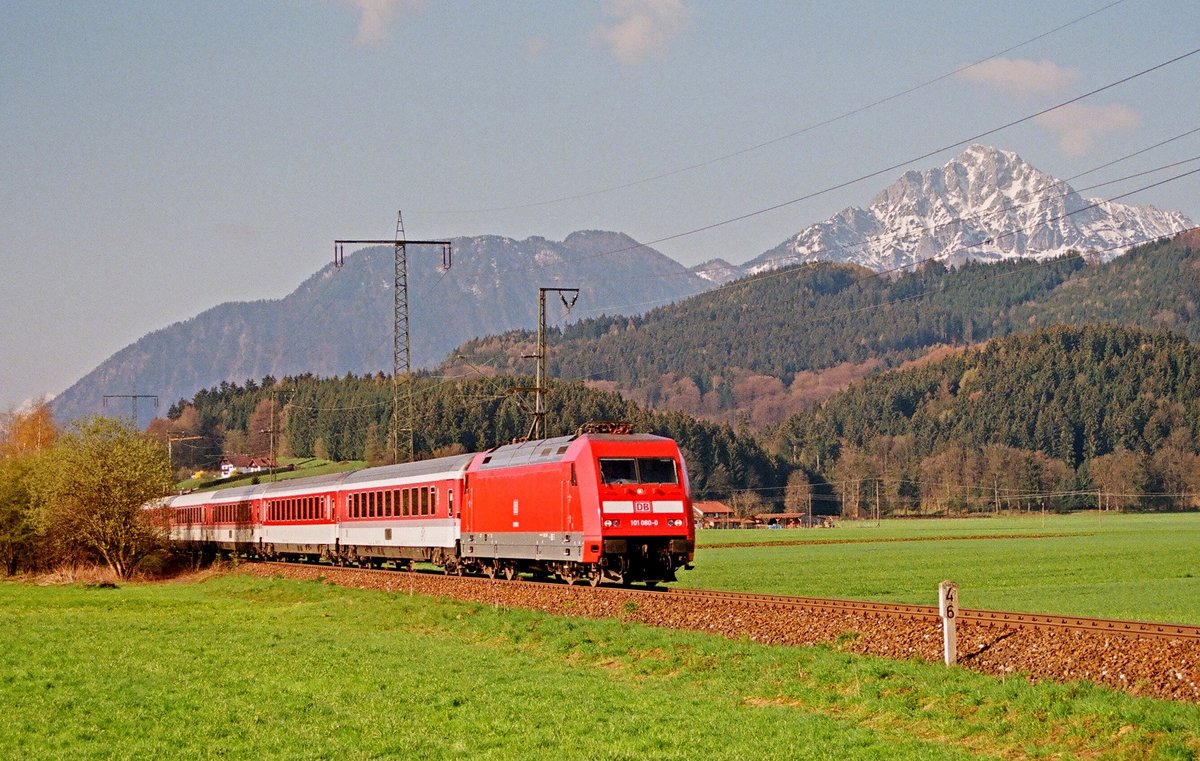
414;0;1129;215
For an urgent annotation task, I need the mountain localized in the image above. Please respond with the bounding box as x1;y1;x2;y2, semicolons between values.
741;144;1192;275
52;231;711;422
690;258;741;285
52;145;1194;425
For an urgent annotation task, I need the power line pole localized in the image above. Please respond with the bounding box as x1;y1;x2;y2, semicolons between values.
167;434;203;471
102;392;158;430
517;287;579;441
334;211;452;464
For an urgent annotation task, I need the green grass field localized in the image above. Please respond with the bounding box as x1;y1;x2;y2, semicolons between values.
3;574;1198;760
687;513;1200;624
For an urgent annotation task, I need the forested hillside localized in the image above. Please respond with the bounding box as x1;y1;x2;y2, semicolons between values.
156;374;780;503
778;324;1200;514
451;230;1199;427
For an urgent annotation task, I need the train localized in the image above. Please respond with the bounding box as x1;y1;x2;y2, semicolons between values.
160;425;695;586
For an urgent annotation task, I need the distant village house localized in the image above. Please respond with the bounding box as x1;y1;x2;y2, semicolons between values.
218;455;277;479
693;500;752;528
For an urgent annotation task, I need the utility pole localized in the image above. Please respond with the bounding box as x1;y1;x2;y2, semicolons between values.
516;287;579;441
335;211;452;464
167;434;203;472
103;391;158;430
257;387;295;481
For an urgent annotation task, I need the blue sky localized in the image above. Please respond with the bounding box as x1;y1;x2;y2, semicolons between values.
2;0;1199;411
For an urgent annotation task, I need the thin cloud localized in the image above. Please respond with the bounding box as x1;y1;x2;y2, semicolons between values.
594;0;692;66
957;57;1080;98
344;0;424;47
1034;102;1140;156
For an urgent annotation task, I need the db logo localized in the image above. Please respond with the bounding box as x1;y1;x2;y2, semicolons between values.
633;501;652;513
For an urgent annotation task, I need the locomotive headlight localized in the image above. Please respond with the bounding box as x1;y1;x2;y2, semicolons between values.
603;519;620;528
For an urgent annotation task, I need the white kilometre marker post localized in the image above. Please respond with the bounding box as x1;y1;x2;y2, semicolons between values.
939;580;958;666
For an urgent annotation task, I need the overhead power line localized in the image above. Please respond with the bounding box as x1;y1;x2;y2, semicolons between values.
409;43;1200;306
612;46;1200;257
565;148;1200;317
558;156;1200;324
417;0;1129;214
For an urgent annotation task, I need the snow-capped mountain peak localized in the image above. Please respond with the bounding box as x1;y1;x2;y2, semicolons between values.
742;144;1193;275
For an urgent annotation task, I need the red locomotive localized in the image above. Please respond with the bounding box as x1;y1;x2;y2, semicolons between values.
163;426;695;585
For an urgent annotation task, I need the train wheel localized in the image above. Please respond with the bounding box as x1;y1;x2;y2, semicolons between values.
587;568;602;587
503;565;516;581
483;563;496;579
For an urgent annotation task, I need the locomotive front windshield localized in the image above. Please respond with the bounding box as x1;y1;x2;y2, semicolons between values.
599;457;678;485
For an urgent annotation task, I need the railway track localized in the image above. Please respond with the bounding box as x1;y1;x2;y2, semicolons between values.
662;587;1200;642
261;561;1200;642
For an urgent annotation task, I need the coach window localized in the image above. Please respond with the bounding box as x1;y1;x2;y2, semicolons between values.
420;487;430;515
431;488;438;516
402;489;410;517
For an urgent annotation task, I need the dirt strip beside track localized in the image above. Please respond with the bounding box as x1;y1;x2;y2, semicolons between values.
242;563;1199;703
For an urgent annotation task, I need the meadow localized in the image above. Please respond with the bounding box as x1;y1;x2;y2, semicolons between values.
686;513;1200;624
3;574;1199;760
